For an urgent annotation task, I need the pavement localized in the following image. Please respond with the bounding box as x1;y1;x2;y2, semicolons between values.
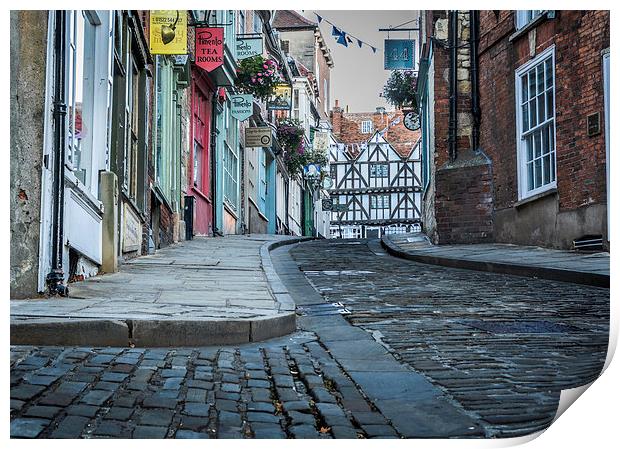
11;235;305;347
382;233;610;287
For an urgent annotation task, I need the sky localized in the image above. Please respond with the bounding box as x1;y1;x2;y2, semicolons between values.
301;10;420;114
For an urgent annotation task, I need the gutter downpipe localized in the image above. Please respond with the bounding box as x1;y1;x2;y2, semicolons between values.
47;11;69;296
470;10;481;152
448;10;458;162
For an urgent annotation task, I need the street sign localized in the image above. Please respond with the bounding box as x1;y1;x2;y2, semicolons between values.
332;204;348;212
322;198;333;211
230;94;253;121
244;127;272;148
384;39;415;70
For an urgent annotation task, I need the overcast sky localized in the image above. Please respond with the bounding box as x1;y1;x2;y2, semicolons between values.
301;10;419;114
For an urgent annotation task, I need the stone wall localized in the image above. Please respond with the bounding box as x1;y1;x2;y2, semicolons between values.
10;11;48;298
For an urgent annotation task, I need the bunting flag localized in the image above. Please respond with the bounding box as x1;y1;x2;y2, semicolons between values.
315;12;378;54
336;32;348;47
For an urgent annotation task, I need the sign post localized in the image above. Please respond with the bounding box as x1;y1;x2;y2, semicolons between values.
195;27;224;72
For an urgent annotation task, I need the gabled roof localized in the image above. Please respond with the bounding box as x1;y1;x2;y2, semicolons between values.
273;10;317;30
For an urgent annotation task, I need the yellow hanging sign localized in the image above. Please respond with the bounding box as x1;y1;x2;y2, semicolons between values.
150;10;187;55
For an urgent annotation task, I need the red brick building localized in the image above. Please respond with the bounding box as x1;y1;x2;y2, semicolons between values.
418;10;609;249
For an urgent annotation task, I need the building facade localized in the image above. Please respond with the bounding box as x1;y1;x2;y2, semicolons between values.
417;10;610;250
328;106;423;239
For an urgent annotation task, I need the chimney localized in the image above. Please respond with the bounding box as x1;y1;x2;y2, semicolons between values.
330;99;343;138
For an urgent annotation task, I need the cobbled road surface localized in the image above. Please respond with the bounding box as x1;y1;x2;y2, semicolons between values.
10;333;399;439
289;239;609;438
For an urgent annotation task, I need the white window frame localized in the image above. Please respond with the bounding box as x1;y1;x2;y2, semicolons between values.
361;120;373;134
516;10;544;30
515;45;557;200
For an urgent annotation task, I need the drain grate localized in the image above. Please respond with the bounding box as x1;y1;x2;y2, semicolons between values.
297;302;351;316
459;320;581;334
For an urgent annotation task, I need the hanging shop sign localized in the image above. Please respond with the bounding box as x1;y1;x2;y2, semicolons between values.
322;198;334;211
313;131;329;152
230;94;254;121
245;126;272;148
384;39;415;70
304;164;321;177
195;27;224;72
236;35;264;60
150;10;187;55
267;84;292;110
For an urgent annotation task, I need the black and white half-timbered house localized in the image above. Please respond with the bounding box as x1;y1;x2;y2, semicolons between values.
328;132;423;238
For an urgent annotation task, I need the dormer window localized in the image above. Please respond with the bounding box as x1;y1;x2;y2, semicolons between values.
361;120;373;134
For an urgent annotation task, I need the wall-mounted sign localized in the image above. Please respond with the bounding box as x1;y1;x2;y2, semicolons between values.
322;198;333;211
313;131;329;151
150;10;187;55
196;27;224;72
267;84;292;110
230;94;254;121
236;35;264;60
245;127;272;148
384;39;415;70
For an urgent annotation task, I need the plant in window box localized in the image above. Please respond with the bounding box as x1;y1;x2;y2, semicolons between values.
277;118;308;176
236;56;280;100
382;70;418;109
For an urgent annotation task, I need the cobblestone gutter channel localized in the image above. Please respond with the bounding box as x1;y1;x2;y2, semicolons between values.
289;239;609;438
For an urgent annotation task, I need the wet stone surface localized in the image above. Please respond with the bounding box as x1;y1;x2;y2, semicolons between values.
10;335;394;439
290;239;609;438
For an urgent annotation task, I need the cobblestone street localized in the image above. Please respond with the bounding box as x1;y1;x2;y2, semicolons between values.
289;239;609;438
10;333;402;439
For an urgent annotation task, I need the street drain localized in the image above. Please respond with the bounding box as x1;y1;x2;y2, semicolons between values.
459;320;581;334
297;302;351;316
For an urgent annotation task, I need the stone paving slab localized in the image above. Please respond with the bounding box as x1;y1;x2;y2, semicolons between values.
383;233;609;287
11;235;307;346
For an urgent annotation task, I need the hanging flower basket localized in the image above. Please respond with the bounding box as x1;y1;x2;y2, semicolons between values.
277;118;308;176
235;56;281;100
382;70;418;109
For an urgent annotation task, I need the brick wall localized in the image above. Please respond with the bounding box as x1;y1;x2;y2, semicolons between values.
429;11;495;244
478;10;609;247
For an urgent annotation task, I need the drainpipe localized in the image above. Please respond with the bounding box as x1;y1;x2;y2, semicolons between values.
470;10;481;152
448;10;458;162
210;91;219;236
46;10;69;296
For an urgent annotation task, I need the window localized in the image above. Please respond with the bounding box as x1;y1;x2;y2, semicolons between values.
292;88;300;120
253;12;262;33
516;10;544;30
330;164;337;182
238;10;245;34
223;101;239;210
281;40;289;54
516;46;556;199
361;120;373;134
370;194;390;210
370;163;388;178
324;79;328;114
125;56;139;198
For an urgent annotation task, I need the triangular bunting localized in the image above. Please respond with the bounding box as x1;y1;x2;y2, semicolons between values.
357;39;363;48
336;32;348;47
332;25;341;36
315;13;323;23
